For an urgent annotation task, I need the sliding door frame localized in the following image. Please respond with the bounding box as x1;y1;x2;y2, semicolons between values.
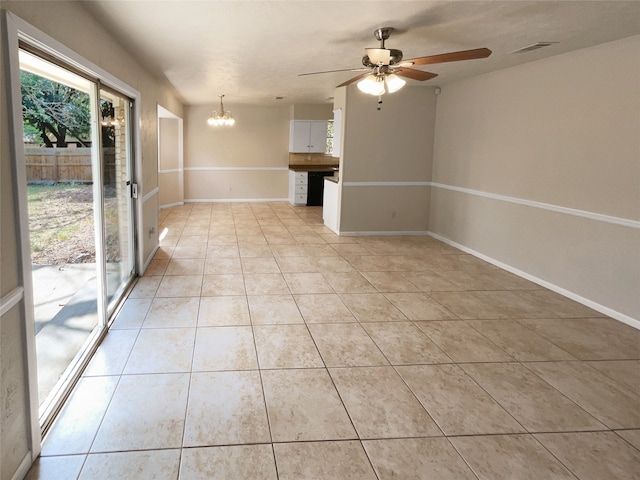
3;11;143;463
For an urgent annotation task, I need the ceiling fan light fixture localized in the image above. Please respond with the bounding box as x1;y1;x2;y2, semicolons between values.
385;74;406;93
357;74;385;95
207;94;235;126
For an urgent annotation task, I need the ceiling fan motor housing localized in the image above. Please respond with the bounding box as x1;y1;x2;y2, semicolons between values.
362;48;403;67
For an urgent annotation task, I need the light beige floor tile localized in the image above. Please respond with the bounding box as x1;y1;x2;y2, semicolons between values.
397;364;524;436
152;246;174;260
416;320;513;362
339;293;407;322
534;431;640;480
330;244;374;256
437;269;507;290
144;258;168;276
616;429;640;449
312;256;355;273
362;438;477;480
264;233;297;245
198;296;250;326
261;368;356;442
461;363;606;432
519;318;640;360
201;274;246;296
206;244;240;257
344;255;398;272
470;291;555;318
79;450;180;480
123;328;195;374
515;290;605;318
179;444;277;480
142;297;200;328
428;291;510;319
83;330;138;376
525;361;640;429
248;295;304;324
468;319;575;361
586;360;640;395
110;298;152;329
204;256;242;275
183;371;270;447
239;244;273;257
261;225;289;235
404;272;461;293
237;233;268;245
450;434;575;480
299;244;338;256
284;272;334;294
254;325;324;368
276;256;319;273
362;322;451;364
241;257;281;274
308;323;388;367
41;376;118;455
323;272;377;293
385;293;458;320
270;244;308;258
172;245;207;259
360;271;421;293
177;234;209;247
192;326;258;371
25;455;86;480
292;234;327;245
274;441;377;480
293;293;356;323
155;275;203;297
128;277;161;298
165;257;205;276
319;233;358;243
330;366;441;438
244;273;290;295
207;234;238;246
91;373;190;452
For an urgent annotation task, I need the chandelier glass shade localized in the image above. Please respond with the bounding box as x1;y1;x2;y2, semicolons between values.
207;94;235;126
357;73;406;96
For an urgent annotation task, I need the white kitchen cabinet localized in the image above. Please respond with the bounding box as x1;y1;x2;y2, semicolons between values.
288;170;308;205
289;120;328;153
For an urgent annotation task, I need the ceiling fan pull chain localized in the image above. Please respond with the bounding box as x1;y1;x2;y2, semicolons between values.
377;96;383;111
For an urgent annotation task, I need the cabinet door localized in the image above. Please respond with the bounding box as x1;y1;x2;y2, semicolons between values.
308;121;328;153
289;121;311;152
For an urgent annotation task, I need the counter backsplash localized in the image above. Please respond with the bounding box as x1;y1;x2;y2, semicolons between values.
289;152;339;167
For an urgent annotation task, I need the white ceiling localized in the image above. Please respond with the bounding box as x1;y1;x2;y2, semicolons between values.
81;1;640;106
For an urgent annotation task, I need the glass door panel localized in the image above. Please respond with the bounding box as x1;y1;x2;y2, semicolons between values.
100;90;135;314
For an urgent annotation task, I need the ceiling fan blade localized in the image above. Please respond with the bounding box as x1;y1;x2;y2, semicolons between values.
401;48;492;67
395;68;438;81
336;72;371;88
299;67;369;76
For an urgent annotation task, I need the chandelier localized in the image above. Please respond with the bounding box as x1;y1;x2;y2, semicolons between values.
207;94;235;126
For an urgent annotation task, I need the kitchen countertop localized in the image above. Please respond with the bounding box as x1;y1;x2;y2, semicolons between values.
289;164;339;172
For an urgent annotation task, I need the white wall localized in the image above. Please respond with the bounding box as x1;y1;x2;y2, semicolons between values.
429;35;640;322
338;85;437;233
184;104;290;201
1;3;184;479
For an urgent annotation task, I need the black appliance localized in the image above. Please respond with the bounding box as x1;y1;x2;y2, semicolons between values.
306;171;334;206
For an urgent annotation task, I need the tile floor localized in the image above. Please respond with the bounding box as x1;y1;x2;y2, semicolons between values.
28;202;640;479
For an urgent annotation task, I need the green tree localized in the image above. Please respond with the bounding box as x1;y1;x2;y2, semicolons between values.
21;71;92;147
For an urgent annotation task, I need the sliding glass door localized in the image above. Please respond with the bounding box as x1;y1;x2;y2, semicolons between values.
19;48;137;431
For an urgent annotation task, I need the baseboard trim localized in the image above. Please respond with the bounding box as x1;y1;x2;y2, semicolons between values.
428;231;640;329
340;230;430;236
11;451;33;480
159;201;184;209
185;198;289;203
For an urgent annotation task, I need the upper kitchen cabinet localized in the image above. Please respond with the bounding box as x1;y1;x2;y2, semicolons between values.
289;120;328;153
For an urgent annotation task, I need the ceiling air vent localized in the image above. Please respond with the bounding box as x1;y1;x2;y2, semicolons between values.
510;42;558;54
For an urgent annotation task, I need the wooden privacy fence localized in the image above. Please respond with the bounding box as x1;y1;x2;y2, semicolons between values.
25;147;116;183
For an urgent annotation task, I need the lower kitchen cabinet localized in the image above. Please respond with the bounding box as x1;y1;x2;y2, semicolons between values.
288;170;308;205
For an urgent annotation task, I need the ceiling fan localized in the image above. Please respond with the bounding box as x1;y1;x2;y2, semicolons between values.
299;27;491;96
